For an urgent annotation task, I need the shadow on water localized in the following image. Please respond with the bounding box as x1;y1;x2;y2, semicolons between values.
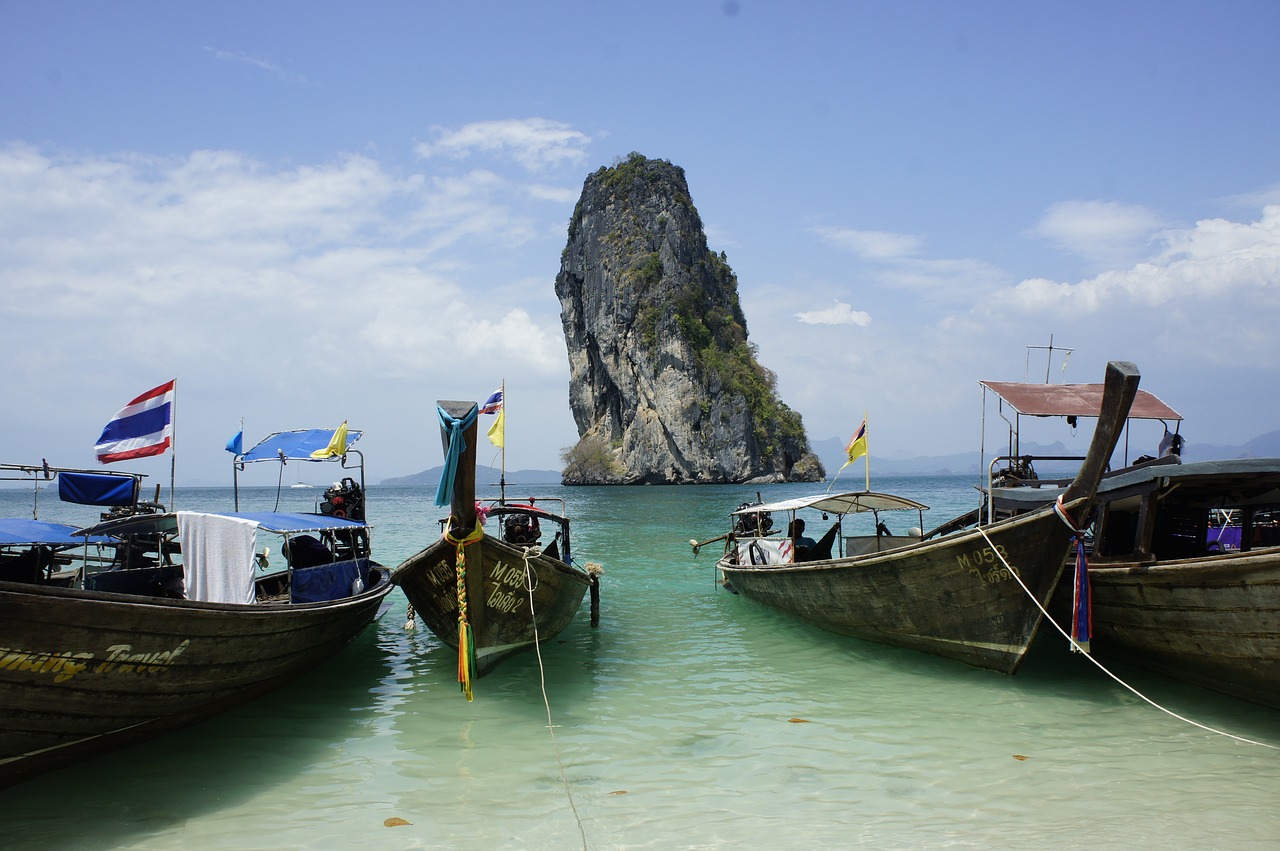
716;583;1280;746
0;621;402;850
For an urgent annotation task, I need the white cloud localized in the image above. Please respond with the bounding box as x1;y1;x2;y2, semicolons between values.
795;300;871;326
812;225;922;260
204;47;306;83
415;118;591;171
0;140;583;476
1004;204;1280;316
1030;200;1166;269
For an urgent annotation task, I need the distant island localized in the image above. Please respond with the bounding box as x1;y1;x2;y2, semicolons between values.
378;465;561;488
372;429;1280;487
808;429;1280;479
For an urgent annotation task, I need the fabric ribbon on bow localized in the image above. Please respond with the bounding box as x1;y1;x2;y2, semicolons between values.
434;404;479;508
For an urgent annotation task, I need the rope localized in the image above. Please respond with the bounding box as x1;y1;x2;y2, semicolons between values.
520;545;589;849
976;525;1278;749
444;518;484;701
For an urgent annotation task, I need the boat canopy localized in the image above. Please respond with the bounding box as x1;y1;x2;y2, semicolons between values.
76;510;370;539
979;380;1181;421
0;518;115;547
733;491;928;516
238;428;364;463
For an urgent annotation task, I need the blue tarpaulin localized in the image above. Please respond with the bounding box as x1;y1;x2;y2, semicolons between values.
238;428;363;463
0;518;114;547
290;558;370;603
58;472;138;507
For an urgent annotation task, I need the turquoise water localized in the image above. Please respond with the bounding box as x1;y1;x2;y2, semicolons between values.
2;479;1279;849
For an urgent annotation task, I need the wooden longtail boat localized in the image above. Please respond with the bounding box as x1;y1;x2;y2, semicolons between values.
713;361;1140;674
1081;459;1280;709
0;442;393;788
979;374;1280;709
1004;459;1280;709
392;400;597;693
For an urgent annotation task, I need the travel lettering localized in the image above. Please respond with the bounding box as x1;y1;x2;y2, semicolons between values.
0;639;191;683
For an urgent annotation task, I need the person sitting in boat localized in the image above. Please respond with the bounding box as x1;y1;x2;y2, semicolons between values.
787;518;817;555
1159;429;1184;458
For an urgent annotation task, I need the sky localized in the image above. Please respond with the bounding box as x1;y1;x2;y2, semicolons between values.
3;2;1279;486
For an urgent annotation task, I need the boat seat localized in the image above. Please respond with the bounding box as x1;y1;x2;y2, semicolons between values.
0;546;54;584
86;563;183;596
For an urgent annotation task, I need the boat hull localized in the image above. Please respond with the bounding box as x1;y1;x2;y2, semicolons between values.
1080;551;1280;709
719;503;1081;674
0;568;393;788
393;535;591;675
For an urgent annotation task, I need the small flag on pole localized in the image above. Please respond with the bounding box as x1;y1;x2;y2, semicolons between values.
487;408;505;448
479;388;503;415
225;429;243;455
94;380;176;464
479;387;505;448
840;418;868;470
310;421;350;459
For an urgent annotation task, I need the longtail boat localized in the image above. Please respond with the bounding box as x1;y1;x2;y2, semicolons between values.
0;434;393;788
995;459;1280;709
392;398;598;696
709;360;1140;674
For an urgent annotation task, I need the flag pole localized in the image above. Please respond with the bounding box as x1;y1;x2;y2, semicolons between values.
499;379;507;504
863;410;870;491
169;379;178;510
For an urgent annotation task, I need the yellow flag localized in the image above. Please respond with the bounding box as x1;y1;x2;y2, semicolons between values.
311;421;349;459
840;419;867;470
487;408;505;448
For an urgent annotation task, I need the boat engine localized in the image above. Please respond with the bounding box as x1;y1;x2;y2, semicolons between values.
320;477;364;521
734;503;774;536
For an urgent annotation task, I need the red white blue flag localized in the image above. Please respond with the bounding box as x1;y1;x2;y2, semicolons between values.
479;388;503;415
94;380;176;464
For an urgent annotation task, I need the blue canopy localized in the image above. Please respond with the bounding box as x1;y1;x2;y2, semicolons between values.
224;512;370;534
77;511;369;539
0;518;114;547
239;428;363;463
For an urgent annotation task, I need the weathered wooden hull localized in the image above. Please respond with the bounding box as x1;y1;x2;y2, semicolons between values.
0;567;393;788
393;535;591;675
719;502;1082;674
1079;551;1280;709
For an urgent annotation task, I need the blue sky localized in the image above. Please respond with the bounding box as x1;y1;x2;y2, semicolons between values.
3;2;1278;485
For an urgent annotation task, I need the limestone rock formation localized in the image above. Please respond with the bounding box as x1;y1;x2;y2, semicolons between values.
555;153;825;485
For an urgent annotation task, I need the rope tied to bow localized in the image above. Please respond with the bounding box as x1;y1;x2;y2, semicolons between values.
444;518;484;700
1054;495;1092;653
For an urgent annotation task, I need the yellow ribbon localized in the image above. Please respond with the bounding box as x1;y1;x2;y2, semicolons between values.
444;518;484;700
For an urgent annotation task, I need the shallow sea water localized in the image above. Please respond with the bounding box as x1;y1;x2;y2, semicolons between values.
1;478;1278;849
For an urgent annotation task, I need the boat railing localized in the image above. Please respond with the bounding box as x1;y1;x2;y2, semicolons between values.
985;454;1084;524
480;496;567;517
843;534;923;556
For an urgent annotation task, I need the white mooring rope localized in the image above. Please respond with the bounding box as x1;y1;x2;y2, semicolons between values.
520;546;590;848
977;525;1278;750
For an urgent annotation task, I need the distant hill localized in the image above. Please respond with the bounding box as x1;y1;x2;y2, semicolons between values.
812;430;1280;479
378;465;561;487
377;431;1280;487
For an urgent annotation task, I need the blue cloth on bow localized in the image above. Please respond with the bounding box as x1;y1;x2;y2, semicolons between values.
435;404;479;507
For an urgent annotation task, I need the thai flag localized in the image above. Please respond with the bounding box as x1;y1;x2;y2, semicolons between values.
479;388;503;415
94;380;176;464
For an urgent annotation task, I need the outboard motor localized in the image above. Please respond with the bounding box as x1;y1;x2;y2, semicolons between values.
320;477;364;521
